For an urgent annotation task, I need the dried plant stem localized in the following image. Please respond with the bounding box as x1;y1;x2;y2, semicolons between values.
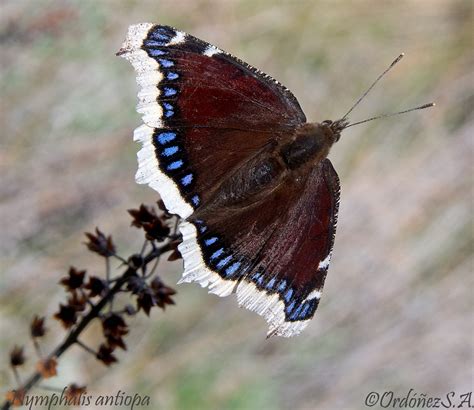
1;242;173;410
32;339;42;359
11;369;20;388
75;340;96;356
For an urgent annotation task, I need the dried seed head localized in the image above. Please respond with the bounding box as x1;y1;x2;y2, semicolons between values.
54;304;78;328
151;277;176;310
96;344;117;366
102;313;128;338
10;346;26;367
128;204;158;228
60;267;86;291
84;228;116;257
30;316;47;338
65;384;87;403
85;276;108;297
67;291;88;312
136;288;157;316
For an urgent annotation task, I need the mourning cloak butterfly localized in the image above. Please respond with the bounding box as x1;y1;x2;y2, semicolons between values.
118;24;433;337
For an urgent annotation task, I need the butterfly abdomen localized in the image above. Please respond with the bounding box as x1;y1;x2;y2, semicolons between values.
197;145;287;212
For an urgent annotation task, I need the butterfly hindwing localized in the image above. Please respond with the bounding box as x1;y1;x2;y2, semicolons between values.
178;159;340;337
119;24;306;218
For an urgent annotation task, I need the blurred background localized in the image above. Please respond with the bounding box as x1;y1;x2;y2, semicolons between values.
1;1;472;409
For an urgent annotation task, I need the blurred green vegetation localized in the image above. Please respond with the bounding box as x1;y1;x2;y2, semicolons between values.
1;1;472;409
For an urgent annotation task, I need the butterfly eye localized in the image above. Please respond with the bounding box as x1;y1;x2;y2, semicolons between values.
321;120;333;126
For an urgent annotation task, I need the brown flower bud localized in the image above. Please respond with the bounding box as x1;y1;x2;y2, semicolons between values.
59;267;86;291
65;384;87;403
136;288;157;316
30;316;47;338
54;304;77;328
101;313;128;338
85;276;108;297
96;344;117;366
151;277;176;310
84;228;116;257
10;346;26;367
128;204;158;228
67;291;87;312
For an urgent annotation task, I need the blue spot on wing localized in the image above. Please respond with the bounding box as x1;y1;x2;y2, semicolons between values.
156;132;176;145
252;271;262;281
147;48;167;56
216;255;232;269
194;219;207;232
167;72;179;80
286;300;296;314
150;28;174;42
288;304;304;320
167;160;183;170
181;174;193;186
210;248;224;260
204;237;218;246
164;87;177;97
284;289;294;303
299;303;311;319
191;195;200;206
162;102;174;118
266;278;276;290
286;299;318;321
225;262;241;276
278;280;287;292
144;39;167;47
150;34;169;42
162;146;179;156
159;59;174;68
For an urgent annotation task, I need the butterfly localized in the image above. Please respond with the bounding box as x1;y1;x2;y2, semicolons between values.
118;24;433;337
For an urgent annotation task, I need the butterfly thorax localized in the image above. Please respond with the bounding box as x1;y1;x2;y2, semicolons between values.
280;121;342;170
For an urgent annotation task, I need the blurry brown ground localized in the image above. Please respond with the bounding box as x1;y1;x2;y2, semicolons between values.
1;1;472;409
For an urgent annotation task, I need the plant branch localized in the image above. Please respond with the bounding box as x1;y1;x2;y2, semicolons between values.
1;239;174;410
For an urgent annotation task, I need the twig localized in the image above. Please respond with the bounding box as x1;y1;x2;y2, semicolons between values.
1;204;178;410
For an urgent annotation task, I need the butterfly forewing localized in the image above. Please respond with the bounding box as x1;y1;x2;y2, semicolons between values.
120;24;306;219
143;25;306;129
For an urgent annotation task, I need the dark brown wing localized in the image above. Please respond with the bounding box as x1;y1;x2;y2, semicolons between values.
178;159;340;337
119;24;306;218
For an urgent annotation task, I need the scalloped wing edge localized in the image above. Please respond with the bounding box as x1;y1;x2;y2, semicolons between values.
178;220;312;337
119;24;194;219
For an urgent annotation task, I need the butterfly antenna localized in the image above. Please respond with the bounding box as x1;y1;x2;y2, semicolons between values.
341;53;405;120
345;102;435;128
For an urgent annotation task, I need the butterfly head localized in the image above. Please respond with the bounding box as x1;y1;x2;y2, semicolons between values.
320;118;349;143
